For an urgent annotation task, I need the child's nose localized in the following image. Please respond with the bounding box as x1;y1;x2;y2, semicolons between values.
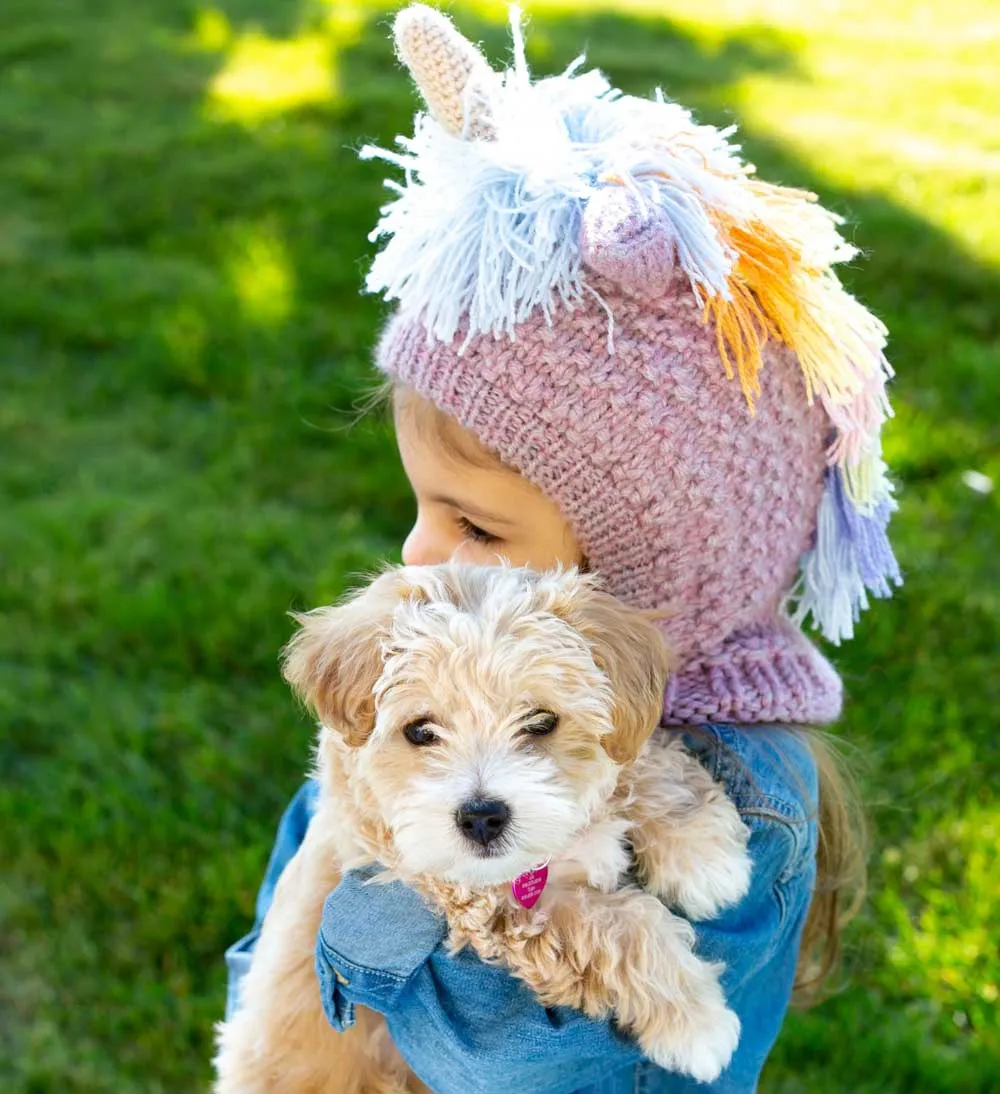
402;521;449;566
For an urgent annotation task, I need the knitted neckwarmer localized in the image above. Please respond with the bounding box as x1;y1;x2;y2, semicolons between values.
663;619;842;726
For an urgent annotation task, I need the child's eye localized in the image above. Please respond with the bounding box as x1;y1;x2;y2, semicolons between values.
457;515;501;545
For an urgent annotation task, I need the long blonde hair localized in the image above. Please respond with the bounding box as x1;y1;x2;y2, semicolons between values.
792;732;868;1003
389;382;868;996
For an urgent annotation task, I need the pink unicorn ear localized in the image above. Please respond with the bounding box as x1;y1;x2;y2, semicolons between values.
580;186;683;297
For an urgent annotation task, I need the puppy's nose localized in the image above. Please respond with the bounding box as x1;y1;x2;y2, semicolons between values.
456;799;510;847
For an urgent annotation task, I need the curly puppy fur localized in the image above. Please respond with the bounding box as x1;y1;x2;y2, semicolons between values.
214;565;751;1092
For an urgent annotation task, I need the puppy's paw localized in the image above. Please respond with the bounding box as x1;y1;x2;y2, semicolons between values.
629;937;741;1083
648;842;752;921
638;995;741;1083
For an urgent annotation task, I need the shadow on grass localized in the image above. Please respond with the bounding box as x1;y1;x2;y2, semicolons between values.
1;1;997;1091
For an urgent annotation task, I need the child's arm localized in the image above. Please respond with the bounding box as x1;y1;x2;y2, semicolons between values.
316;802;816;1093
225;726;817;1092
223;780;320;1022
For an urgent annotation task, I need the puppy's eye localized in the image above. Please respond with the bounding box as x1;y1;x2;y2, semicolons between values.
521;710;559;737
403;719;439;747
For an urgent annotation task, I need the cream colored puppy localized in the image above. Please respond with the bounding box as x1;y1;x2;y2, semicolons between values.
214;565;751;1093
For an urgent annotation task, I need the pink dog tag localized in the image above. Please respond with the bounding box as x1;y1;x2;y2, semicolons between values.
512;863;549;909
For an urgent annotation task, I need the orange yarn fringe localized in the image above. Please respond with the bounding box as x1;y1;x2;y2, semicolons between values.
698;212;803;409
699;180;881;422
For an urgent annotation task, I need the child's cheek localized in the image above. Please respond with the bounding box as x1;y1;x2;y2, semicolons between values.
451;541;509;567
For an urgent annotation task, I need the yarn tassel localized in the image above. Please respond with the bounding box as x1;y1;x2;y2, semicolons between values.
793;467;901;643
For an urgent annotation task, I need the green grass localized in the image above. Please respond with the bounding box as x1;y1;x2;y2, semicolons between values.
1;0;997;1090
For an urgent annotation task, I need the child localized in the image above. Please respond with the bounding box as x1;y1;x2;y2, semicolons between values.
224;5;899;1091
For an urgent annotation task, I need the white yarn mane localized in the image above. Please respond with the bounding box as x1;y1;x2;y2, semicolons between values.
361;11;754;347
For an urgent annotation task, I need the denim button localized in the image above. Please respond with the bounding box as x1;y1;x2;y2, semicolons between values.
316;948;357;1032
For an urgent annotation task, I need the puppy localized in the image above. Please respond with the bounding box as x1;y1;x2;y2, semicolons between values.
214;565;751;1092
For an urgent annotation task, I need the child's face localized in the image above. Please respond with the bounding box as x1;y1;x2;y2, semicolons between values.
395;399;582;571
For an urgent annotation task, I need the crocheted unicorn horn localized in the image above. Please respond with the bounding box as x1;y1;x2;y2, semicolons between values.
393;4;497;140
362;4;901;646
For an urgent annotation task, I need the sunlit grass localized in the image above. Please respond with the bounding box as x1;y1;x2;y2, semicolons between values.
877;802;1000;1048
209;30;337;120
224;224;295;327
190;4;368;123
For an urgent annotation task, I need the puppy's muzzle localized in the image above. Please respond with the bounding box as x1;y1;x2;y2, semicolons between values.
456;799;510;848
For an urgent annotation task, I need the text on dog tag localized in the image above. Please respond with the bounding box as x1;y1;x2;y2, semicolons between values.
512;864;549;909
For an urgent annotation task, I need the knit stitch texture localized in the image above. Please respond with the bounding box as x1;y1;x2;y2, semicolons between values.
364;3;901;725
378;269;844;725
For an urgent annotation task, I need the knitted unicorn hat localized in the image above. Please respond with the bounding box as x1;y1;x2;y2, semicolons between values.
363;4;901;726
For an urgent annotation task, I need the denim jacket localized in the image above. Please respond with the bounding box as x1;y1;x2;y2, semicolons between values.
225;725;818;1094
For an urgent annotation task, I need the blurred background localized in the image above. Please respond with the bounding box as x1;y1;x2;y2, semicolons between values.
2;0;997;1090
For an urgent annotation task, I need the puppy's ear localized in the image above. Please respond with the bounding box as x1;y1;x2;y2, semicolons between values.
281;569;416;747
554;575;673;765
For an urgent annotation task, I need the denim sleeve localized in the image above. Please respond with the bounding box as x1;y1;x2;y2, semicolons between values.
316;869;641;1093
223;780;320;1021
316;727;819;1094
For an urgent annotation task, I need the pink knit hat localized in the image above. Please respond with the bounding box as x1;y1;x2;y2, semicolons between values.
362;5;901;727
